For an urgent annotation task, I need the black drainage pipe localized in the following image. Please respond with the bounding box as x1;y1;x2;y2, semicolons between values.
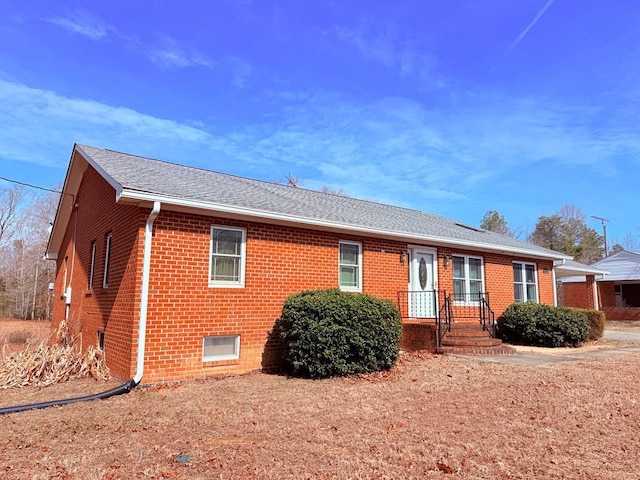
0;379;138;416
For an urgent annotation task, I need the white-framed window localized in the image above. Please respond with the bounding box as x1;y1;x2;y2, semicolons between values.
203;335;240;361
88;240;97;290
209;226;246;287
513;262;538;302
103;232;112;288
452;255;484;303
339;241;362;292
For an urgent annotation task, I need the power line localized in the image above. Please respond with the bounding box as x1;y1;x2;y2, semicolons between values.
0;175;62;195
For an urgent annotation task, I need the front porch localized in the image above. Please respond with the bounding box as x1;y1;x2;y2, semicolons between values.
397;290;514;355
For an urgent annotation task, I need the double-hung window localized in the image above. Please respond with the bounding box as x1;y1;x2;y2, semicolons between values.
513;262;538;302
452;255;484;303
209;226;246;287
339;241;362;292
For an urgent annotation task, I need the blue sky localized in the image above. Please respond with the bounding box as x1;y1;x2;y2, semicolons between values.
1;0;639;245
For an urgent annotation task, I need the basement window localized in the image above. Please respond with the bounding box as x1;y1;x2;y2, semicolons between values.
203;335;240;361
97;330;105;351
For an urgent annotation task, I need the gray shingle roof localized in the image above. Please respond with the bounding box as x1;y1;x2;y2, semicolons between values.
77;144;568;259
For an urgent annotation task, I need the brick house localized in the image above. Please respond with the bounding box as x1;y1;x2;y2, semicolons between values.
561;250;640;321
555;259;607;310
46;144;571;384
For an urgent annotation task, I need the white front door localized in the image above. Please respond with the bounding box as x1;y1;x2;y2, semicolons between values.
409;248;437;318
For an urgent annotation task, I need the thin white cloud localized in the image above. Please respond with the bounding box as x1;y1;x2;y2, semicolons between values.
146;37;216;69
334;24;440;88
41;9;233;76
3;76;639;223
335;26;395;67
43;9;112;40
505;0;555;55
0;79;213;167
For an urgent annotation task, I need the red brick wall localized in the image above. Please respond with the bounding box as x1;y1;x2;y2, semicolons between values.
52;162;558;383
400;322;437;351
142;213;410;383
436;247;554;319
602;307;640;321
561;276;596;309
141;228;556;382
598;281;616;308
52;157;143;380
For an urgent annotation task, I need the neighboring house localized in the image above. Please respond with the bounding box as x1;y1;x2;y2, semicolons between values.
561;250;640;320
555;259;608;311
46;144;571;384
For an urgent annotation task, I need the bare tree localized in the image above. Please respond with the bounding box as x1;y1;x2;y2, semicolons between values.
285;174;350;197
0;188;59;319
0;186;24;247
320;185;349;197
286;173;301;187
617;233;639;252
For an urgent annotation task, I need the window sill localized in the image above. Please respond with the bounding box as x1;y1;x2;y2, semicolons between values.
208;283;245;289
339;286;362;293
203;358;240;367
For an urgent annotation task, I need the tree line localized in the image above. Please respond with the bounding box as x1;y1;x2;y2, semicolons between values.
0;185;58;320
480;204;636;264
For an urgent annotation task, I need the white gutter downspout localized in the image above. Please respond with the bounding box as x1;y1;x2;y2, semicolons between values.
133;201;161;385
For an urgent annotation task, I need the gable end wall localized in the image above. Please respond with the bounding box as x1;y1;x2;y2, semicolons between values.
52;162;144;380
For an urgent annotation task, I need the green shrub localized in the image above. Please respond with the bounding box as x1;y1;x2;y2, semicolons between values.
497;303;589;347
570;308;606;341
278;289;402;379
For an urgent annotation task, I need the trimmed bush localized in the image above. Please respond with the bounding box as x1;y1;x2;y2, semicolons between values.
278;289;402;379
570;308;606;341
497;302;589;347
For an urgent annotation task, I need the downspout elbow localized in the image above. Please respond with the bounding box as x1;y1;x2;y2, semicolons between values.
133;201;161;385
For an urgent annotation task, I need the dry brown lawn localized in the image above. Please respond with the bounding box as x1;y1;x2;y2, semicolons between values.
605;320;640;332
0;319;52;354
1;319;639;478
1;341;640;479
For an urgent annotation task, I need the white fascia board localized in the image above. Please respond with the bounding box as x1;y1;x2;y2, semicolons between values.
557;266;609;276
75;145;124;200
120;189;570;261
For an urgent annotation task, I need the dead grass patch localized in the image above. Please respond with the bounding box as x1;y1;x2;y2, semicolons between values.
1;320;110;389
605;320;640;332
509;337;632;355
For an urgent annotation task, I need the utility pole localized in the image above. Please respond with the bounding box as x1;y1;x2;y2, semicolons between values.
591;215;609;256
